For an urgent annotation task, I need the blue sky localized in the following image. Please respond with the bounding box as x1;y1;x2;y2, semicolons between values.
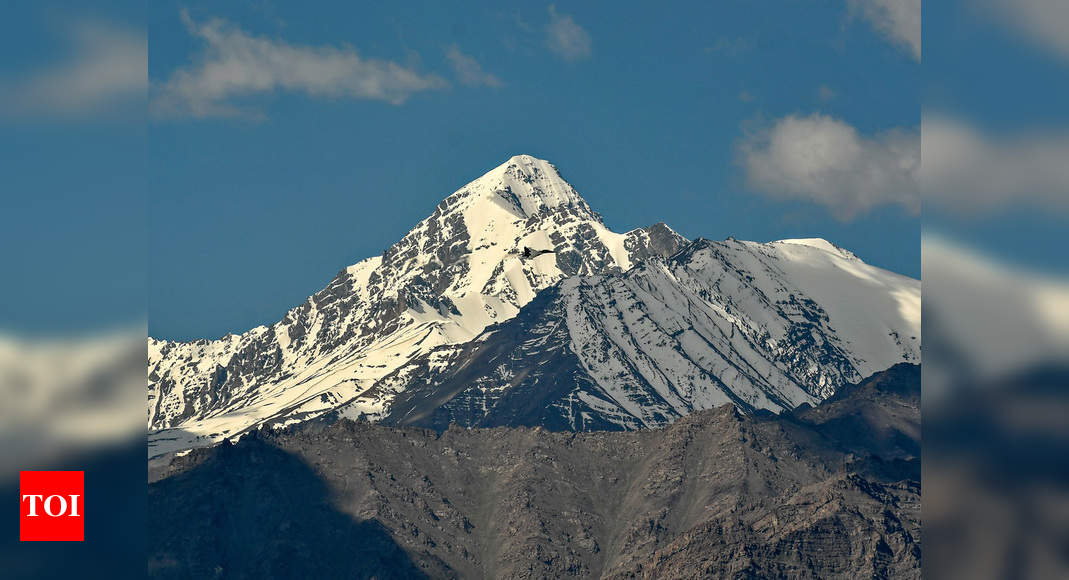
145;0;921;340
7;1;1065;342
0;0;145;335
1;1;933;339
923;0;1069;275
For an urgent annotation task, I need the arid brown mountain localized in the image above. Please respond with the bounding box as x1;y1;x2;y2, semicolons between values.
148;364;920;579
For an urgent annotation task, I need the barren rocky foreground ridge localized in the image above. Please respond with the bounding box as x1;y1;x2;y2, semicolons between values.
149;363;920;579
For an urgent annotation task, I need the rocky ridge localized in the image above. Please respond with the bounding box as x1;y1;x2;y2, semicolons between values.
148;363;921;579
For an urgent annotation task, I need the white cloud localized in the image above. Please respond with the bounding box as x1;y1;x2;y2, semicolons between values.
922;115;1069;215
0;21;146;118
849;0;921;60
738;114;920;220
980;0;1069;62
152;11;446;119
546;5;592;61
445;45;502;87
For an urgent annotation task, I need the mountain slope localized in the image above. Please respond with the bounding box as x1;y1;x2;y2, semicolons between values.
148;154;919;457
363;237;919;430
148;155;685;457
149;364;922;579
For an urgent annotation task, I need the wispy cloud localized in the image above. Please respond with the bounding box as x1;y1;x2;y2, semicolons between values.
738;113;919;220
923;115;1069;215
0;21;146;119
849;0;921;60
546;5;592;61
445;45;502;87
980;0;1069;62
152;11;447;119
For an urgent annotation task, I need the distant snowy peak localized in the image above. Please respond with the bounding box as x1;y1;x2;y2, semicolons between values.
458;154;592;219
148;155;686;457
360;154;678;323
148;154;918;458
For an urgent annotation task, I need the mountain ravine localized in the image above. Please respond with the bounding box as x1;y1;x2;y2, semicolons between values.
148;155;920;457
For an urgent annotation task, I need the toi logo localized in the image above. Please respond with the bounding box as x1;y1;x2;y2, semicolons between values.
19;471;84;542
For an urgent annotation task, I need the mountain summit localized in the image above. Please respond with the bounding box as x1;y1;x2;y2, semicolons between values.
148;156;919;457
149;155;686;456
467;154;590;217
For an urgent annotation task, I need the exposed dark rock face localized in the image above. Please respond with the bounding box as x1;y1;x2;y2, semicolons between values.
149;436;448;579
623;222;686;262
365;286;628;432
792;362;921;460
149;364;921;579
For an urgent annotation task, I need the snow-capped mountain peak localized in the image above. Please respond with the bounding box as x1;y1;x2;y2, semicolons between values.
148;156;917;458
148;155;686;457
460;154;590;219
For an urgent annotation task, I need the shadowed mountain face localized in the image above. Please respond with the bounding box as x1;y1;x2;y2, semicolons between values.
148;437;448;579
149;364;921;579
791;362;921;460
369;241;920;432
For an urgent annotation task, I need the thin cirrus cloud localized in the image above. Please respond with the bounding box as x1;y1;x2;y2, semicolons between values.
0;20;146;119
849;0;921;61
980;0;1069;62
546;5;592;61
737;114;920;221
445;45;502;87
923;115;1069;215
151;11;447;119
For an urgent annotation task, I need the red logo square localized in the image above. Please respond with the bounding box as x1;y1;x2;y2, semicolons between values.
19;471;84;542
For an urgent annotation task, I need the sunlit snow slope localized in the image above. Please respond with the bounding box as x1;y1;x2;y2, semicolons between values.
365;237;920;430
148;155;919;456
148;155;685;457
